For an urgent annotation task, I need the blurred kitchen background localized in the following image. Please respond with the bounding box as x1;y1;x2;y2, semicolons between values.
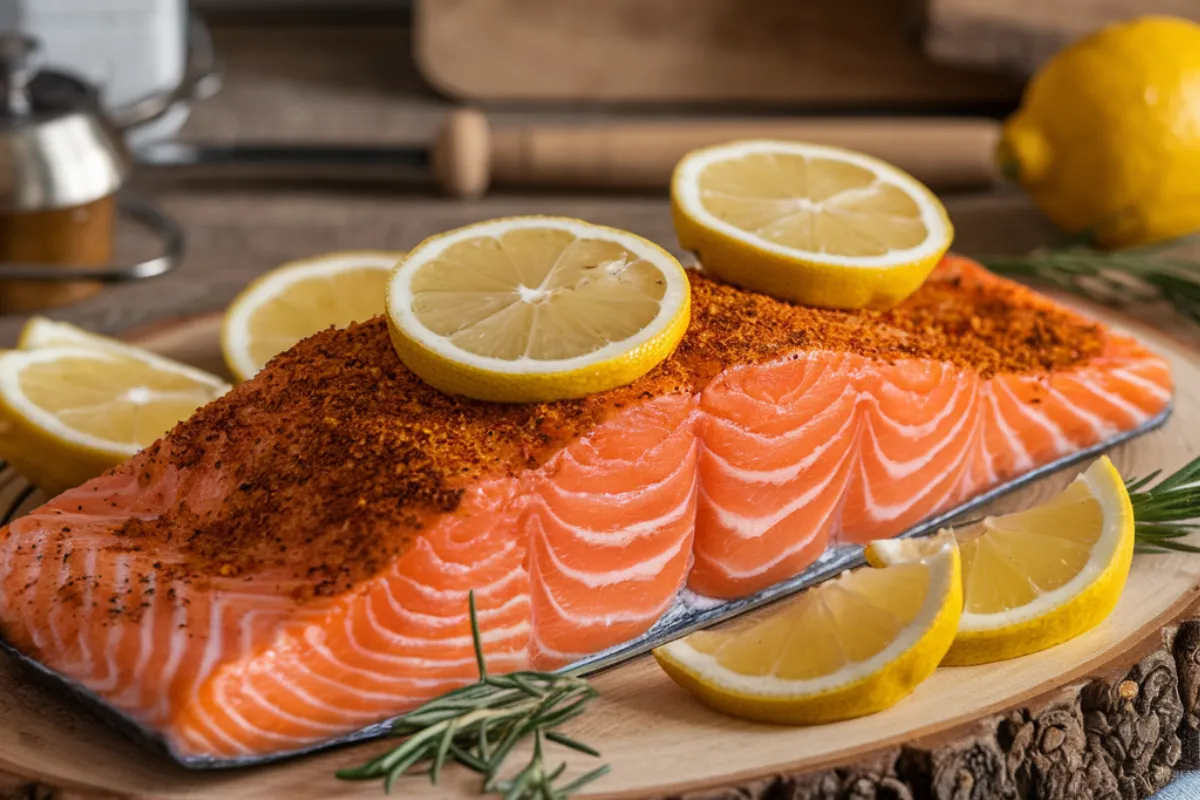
0;0;1195;342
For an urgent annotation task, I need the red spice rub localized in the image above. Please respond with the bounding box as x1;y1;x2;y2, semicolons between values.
109;260;1105;596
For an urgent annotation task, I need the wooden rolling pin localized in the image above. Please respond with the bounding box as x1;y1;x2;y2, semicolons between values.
435;109;1002;198
135;110;1002;198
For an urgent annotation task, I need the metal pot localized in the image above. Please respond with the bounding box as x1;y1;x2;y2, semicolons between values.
0;17;218;313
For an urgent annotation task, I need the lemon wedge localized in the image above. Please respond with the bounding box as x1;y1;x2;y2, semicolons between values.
18;316;119;351
386;216;691;403
222;250;403;381
0;337;228;496
654;533;961;724
671;140;953;309
867;456;1134;666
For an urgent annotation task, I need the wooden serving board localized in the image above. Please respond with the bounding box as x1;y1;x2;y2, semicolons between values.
414;0;1023;105
1;306;1200;799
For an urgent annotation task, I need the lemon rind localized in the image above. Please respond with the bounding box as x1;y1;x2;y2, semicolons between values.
386;305;690;404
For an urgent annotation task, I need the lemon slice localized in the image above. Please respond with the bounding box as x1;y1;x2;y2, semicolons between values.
0;344;228;495
17;316;226;394
18;317;195;370
671;140;954;309
19;317;114;351
654;534;961;724
222;250;403;381
867;456;1134;666
386;216;691;403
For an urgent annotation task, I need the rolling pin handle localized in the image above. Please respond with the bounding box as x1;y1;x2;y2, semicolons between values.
434;108;492;198
434;111;1000;196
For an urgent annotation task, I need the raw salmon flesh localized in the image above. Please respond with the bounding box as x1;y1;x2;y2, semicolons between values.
0;257;1172;760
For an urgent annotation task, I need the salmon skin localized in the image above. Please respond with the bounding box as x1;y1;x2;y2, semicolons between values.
0;257;1173;765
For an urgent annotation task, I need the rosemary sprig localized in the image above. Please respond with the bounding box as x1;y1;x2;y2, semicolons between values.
981;233;1200;326
1128;455;1200;554
336;591;609;798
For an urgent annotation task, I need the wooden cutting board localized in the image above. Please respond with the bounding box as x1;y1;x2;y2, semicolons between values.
414;0;1023;105
920;0;1200;76
1;301;1199;799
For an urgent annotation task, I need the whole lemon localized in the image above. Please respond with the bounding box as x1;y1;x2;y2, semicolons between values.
999;16;1200;248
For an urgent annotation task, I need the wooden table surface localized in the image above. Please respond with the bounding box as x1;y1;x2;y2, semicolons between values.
0;20;1192;345
3;20;1200;800
0;21;1065;347
0;185;1076;346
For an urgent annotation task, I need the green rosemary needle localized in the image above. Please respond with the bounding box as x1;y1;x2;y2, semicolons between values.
980;233;1200;326
1127;455;1200;554
335;591;609;798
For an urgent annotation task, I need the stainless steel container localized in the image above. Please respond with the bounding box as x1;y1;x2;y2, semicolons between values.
0;22;217;312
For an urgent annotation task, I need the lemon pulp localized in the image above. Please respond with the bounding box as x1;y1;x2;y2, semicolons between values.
959;479;1103;615
387;216;691;403
688;562;931;680
867;456;1134;665
0;338;228;495
672;140;953;310
222;251;402;380
409;228;668;362
695;150;931;257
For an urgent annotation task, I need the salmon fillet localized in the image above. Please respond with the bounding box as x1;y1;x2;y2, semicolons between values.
0;256;1172;760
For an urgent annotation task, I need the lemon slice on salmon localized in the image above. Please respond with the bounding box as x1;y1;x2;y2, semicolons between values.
222;250;403;381
0;341;228;495
867;456;1134;666
386;216;691;403
654;533;961;724
671;140;953;309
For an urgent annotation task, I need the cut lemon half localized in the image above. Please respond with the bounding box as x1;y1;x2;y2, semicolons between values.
222;250;403;381
672;140;953;309
654;533;961;725
867;456;1134;666
386;216;691;403
0;343;228;496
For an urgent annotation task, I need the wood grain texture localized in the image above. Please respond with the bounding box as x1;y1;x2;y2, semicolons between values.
4;18;1198;799
666;619;1200;799
0;296;1197;799
920;0;1200;76
415;0;1022;105
0;22;1042;348
0;187;1070;349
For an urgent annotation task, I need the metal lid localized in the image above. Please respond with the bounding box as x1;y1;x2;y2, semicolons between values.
0;35;130;212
